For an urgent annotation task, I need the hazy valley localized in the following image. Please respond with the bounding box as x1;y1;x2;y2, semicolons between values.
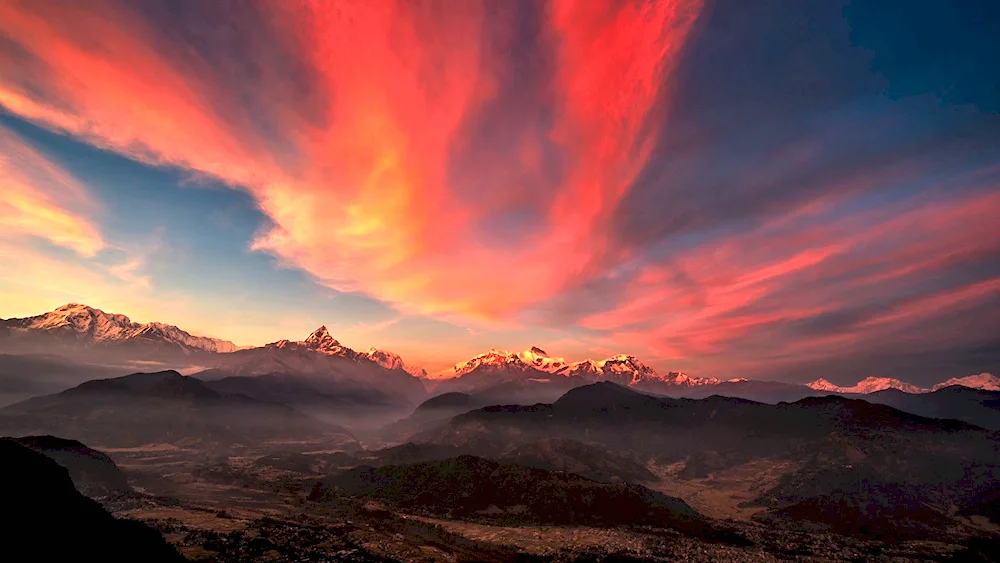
1;305;999;561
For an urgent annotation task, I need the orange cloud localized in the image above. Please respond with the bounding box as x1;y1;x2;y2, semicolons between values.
0;0;705;323
0;126;104;256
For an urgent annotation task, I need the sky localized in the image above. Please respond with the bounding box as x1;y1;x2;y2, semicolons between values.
1;0;998;384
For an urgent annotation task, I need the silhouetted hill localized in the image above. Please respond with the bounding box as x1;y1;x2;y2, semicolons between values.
418;392;477;410
0;440;184;562
0;370;351;448
6;435;129;497
665;380;820;403
758;482;957;540
417;382;1000;539
381;380;593;442
501;438;656;483
202;371;422;430
0;353;123;406
357;437;655;484
311;455;709;532
860;385;1000;430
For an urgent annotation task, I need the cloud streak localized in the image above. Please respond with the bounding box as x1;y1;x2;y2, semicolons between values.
0;126;104;256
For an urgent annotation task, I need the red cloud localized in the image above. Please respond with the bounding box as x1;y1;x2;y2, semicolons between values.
0;0;705;321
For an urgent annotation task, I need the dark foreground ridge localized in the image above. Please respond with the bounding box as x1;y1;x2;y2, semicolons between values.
9;434;131;496
0;439;184;562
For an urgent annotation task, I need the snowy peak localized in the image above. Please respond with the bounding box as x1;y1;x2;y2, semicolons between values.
304;325;343;353
587;354;659;385
13;303;134;341
665;371;723;387
269;326;352;358
1;303;238;353
559;354;721;386
260;329;427;378
932;373;1000;392
365;347;404;370
806;377;927;394
362;347;427;377
517;346;569;373
806;378;841;392
449;348;529;377
446;347;710;387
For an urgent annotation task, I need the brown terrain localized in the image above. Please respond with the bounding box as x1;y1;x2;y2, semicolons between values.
3;372;999;562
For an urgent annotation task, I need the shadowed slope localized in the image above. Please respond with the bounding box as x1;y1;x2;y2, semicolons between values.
311;455;717;535
6;435;129;497
0;370;352;448
415;382;1000;539
0;440;184;562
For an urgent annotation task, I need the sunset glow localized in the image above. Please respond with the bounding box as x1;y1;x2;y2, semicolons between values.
1;0;997;383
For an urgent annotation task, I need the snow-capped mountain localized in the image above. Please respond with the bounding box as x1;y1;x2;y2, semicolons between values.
0;303;239;354
439;346;725;388
266;326;358;360
261;326;425;376
932;373;1000;392
562;355;662;386
806;377;928;394
517;346;570;373
449;348;531;377
363;347;428;378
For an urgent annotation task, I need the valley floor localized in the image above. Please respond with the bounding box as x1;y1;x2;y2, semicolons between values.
101;445;995;562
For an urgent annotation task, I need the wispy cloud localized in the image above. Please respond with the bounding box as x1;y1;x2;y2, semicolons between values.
0;126;104;256
108;259;151;290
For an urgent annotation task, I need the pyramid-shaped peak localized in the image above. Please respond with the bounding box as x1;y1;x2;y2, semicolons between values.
305;325;339;344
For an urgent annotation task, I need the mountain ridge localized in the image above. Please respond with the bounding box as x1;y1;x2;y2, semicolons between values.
0;369;353;448
3;304;996;396
807;373;1000;394
1;304;240;354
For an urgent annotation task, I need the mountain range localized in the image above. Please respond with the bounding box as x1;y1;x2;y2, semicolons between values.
807;373;1000;394
440;346;738;388
2;305;998;404
1;303;241;354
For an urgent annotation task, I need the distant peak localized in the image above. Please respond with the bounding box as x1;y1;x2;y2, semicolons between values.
307;325;332;338
807;377;927;394
529;346;548;356
304;325;340;348
932;373;1000;392
606;353;634;361
447;348;527;377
